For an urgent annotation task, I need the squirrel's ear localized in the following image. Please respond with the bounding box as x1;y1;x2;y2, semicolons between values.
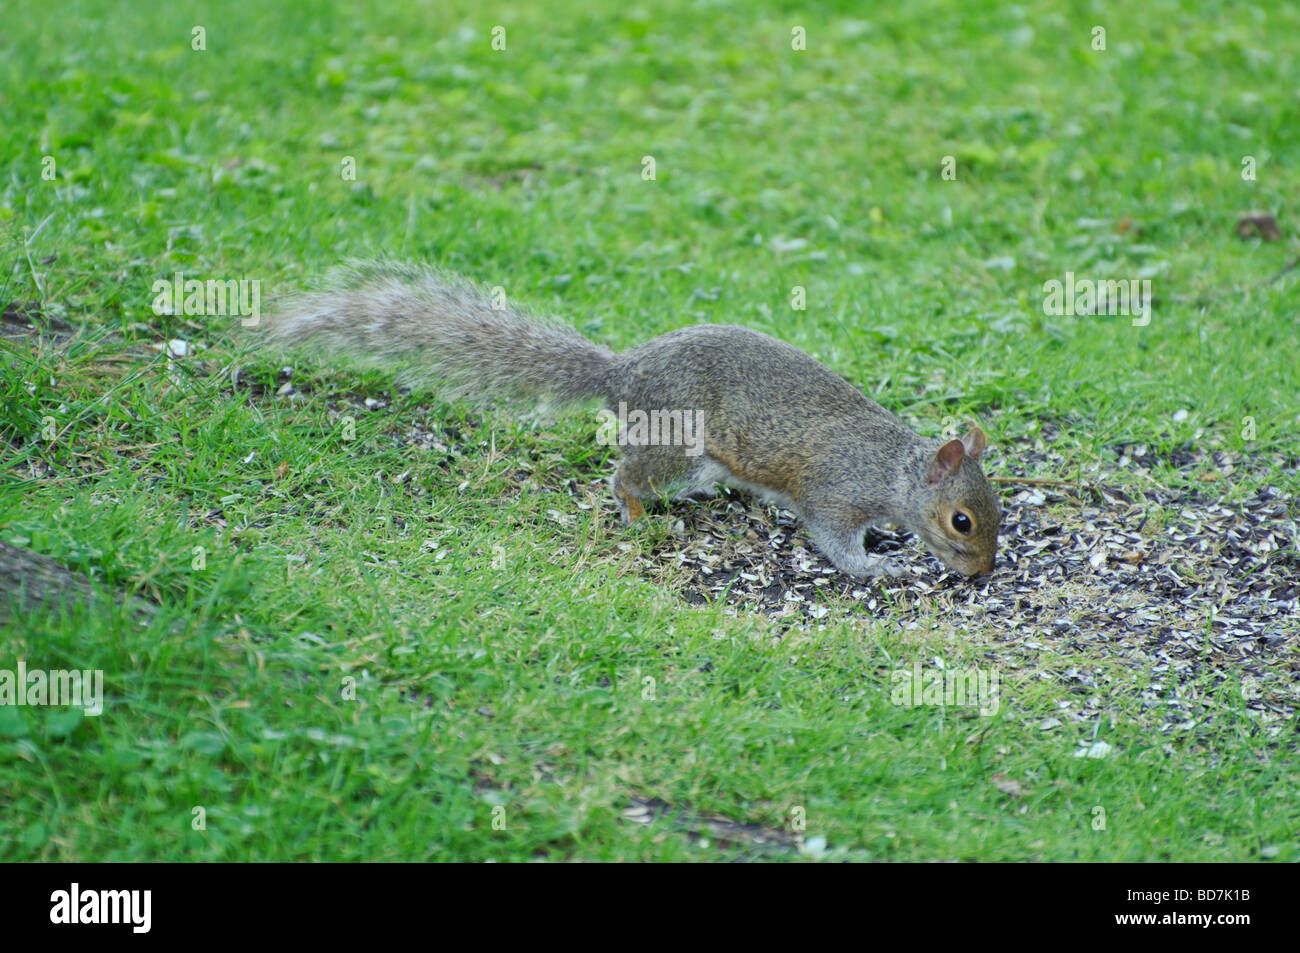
927;438;966;485
961;425;987;461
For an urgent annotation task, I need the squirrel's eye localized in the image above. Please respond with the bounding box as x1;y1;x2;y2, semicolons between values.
952;512;972;534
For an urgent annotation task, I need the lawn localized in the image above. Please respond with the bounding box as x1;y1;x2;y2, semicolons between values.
1;0;1296;861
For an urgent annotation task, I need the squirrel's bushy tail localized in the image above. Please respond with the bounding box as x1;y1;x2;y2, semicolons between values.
260;262;617;406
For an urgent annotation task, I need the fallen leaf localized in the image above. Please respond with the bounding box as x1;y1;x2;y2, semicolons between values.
1235;212;1282;241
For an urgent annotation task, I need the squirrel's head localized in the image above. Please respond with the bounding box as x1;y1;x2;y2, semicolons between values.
915;426;1000;576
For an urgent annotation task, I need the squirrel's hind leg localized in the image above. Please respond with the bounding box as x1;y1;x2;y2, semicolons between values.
612;448;719;521
610;464;648;523
611;452;671;523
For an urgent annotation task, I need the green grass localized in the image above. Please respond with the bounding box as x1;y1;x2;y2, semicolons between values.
1;0;1297;860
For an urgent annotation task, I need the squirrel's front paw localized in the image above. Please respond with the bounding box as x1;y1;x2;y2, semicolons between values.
841;554;905;579
870;556;905;579
614;491;646;524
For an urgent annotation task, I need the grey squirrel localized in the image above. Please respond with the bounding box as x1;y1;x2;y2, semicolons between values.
260;263;1000;578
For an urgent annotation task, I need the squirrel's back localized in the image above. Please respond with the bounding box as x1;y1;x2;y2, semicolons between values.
616;324;887;417
615;324;921;462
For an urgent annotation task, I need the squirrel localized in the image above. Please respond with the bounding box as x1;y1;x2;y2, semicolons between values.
259;263;1000;578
